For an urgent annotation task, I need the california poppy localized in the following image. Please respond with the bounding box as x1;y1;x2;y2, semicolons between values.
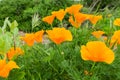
92;31;105;39
42;15;55;25
80;41;114;64
110;30;120;46
88;15;102;25
46;27;72;44
34;30;44;43
69;13;88;28
113;18;120;26
65;4;83;15
52;9;66;21
74;13;88;23
69;16;80;28
0;60;19;78
21;33;35;46
7;47;24;60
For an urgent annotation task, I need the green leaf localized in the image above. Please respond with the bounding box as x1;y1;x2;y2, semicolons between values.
0;33;12;54
0;38;6;54
2;17;10;32
10;20;18;32
11;27;19;36
10;20;19;36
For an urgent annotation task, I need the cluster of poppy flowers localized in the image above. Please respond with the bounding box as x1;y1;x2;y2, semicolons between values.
80;17;120;64
21;4;118;66
21;27;72;45
1;3;120;79
20;4;117;67
0;47;24;78
42;4;102;28
21;30;44;46
91;18;120;47
81;18;120;64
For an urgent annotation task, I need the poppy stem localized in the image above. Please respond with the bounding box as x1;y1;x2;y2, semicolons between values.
13;34;16;50
4;54;7;60
51;24;53;29
0;55;2;59
90;62;96;72
60;21;64;27
5;78;8;80
92;24;96;28
55;44;61;54
86;21;89;28
74;28;77;36
49;61;58;73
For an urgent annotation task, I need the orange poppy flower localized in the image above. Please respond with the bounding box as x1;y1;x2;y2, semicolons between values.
0;60;19;78
52;9;66;21
88;15;102;24
110;30;120;46
69;16;80;28
74;13;88;23
34;30;44;43
7;47;24;60
69;13;88;28
65;4;83;15
113;18;120;26
21;33;35;46
42;15;55;25
46;27;72;44
80;41;114;64
92;31;105;38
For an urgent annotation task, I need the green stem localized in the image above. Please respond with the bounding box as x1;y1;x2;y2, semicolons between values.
86;21;89;29
31;27;33;32
92;24;96;28
55;44;64;60
0;55;3;59
13;34;16;50
55;44;61;54
5;78;8;80
36;72;42;80
51;24;53;29
74;28;77;37
60;21;64;27
48;62;58;73
90;62;96;72
35;46;50;56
